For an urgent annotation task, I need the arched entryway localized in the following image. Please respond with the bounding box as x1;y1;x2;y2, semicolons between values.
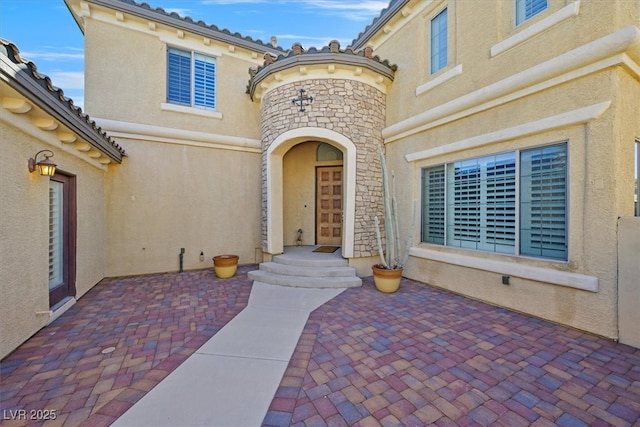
282;141;344;247
265;127;357;258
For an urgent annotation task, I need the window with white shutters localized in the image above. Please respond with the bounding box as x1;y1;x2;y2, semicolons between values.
421;143;567;261
167;47;216;110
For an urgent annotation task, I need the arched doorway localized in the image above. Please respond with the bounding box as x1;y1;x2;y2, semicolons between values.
282;142;344;247
265;127;357;258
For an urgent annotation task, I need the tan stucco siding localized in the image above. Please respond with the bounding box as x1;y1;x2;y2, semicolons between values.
84;18;262;140
392;67;635;338
0;124;107;359
104;137;262;277
376;0;640;127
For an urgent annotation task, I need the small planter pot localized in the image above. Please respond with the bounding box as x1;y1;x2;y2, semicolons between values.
213;255;239;279
372;264;402;293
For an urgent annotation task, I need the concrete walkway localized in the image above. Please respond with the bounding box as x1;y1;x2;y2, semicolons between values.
112;282;345;427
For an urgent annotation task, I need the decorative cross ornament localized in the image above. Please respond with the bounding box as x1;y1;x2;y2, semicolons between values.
292;89;313;112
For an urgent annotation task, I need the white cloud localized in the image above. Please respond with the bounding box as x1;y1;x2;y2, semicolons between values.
200;0;386;20
20;51;84;62
163;8;192;16
47;71;85;91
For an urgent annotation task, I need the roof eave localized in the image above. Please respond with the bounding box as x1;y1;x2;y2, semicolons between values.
248;53;396;100
0;56;124;163
351;0;411;50
84;0;283;56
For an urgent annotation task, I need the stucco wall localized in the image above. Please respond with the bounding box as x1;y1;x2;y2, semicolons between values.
373;0;639;338
83;14;263;140
104;138;262;277
0;123;108;359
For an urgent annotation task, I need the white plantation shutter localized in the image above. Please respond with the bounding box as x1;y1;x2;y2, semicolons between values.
167;48;191;105
485;154;517;254
49;180;63;289
448;159;482;249
422;166;445;244
520;144;567;260
194;53;216;109
446;154;517;252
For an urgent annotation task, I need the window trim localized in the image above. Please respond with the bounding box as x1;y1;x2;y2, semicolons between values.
167;46;217;111
421;142;568;261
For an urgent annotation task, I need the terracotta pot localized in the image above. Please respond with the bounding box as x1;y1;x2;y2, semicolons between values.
213;255;239;279
372;264;402;293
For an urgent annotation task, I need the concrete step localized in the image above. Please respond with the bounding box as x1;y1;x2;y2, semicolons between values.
271;252;349;268
258;262;357;278
248;270;361;289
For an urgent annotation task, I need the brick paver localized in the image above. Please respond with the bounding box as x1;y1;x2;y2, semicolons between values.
263;277;640;426
2;271;639;426
0;267;252;426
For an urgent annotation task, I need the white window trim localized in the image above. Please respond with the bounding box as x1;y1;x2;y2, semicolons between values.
416;64;463;96
405;101;610;162
410;247;598;292
492;1;580;57
160;102;222;119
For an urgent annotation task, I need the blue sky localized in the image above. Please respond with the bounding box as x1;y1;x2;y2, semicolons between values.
0;0;388;109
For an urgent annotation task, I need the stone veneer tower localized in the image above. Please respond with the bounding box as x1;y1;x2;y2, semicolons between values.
248;41;397;259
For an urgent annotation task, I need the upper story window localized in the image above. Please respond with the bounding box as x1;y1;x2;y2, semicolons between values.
422;143;568;261
167;47;216;110
430;8;448;74
516;0;548;25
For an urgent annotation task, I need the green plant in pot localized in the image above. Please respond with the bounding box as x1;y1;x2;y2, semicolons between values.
373;147;416;293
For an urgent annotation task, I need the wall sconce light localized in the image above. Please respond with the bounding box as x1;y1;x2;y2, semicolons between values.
28;150;57;177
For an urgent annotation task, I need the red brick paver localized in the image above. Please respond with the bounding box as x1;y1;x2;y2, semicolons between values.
2;271;639;426
0;267;252;426
263;277;640;426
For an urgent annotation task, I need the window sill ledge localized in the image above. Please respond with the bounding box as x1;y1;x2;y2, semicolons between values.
410;246;598;292
416;64;463;96
491;1;580;57
161;103;223;119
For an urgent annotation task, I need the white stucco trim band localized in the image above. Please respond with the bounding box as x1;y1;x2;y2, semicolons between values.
405;101;611;162
384;26;640;143
410;247;599;292
491;1;581;57
94;117;261;153
416;64;463;96
160;103;223;119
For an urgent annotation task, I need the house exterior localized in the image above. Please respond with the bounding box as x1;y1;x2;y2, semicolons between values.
0;40;126;358
1;0;638;359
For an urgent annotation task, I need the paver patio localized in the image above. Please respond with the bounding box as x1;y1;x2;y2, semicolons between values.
1;267;639;426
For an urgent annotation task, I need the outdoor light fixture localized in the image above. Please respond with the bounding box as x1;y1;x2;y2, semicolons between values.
28;150;57;177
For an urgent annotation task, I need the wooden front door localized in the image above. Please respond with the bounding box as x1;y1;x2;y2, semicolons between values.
316;166;343;245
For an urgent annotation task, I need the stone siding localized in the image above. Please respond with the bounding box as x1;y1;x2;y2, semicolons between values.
260;79;387;258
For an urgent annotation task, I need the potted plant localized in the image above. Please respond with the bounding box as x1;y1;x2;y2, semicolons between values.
373;148;416;293
213;254;239;279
